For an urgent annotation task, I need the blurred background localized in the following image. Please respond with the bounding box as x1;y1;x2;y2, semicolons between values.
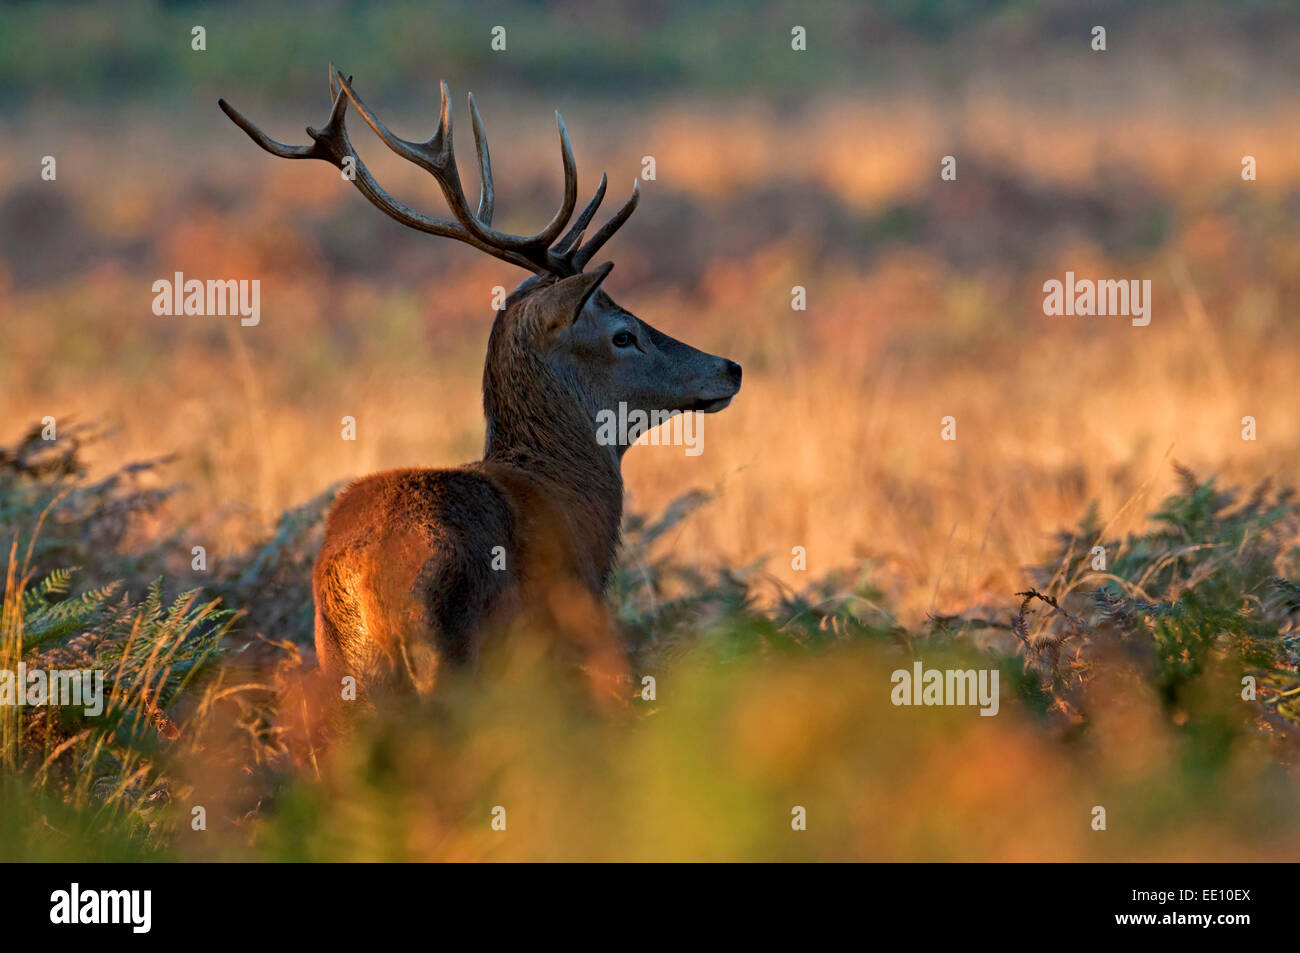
2;0;1300;860
4;0;1300;617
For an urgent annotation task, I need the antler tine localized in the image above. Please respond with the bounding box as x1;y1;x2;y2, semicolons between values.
222;67;636;278
219;69;537;271
468;92;495;225
572;179;641;271
336;74;456;178
552;172;607;260
337;75;491;239
218;67;357;168
338;73;581;261
534;111;580;250
218;97;318;160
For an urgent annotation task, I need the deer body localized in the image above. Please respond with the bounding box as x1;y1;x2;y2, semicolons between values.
312;465;524;693
221;70;740;700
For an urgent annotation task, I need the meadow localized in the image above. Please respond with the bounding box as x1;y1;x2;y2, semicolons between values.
1;0;1298;860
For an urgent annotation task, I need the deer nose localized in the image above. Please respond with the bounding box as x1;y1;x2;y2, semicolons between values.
725;360;742;387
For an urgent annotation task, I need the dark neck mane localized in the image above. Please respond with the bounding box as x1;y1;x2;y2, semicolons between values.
481;327;623;585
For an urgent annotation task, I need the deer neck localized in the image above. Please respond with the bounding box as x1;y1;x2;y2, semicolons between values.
482;351;624;586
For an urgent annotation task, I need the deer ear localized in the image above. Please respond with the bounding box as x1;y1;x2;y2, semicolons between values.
541;261;614;332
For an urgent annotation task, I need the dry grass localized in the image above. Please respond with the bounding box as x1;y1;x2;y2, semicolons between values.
3;93;1299;627
4;37;1300;858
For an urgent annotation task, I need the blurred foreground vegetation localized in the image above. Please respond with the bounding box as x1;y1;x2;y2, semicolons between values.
1;424;1297;861
5;0;1300;861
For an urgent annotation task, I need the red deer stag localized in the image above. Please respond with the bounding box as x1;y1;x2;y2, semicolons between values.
219;68;741;704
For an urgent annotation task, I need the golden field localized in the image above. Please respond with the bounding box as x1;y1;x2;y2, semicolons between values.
4;92;1300;623
2;0;1300;861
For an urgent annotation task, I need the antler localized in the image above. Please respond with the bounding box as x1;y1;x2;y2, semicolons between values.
217;66;639;277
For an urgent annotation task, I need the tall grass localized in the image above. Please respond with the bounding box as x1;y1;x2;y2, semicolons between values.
0;428;236;857
1;424;1297;860
5;1;1300;857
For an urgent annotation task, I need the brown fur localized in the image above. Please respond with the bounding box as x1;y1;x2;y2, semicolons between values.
221;75;740;706
312;271;741;706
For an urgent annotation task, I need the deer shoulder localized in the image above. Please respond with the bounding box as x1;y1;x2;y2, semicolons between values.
222;68;742;706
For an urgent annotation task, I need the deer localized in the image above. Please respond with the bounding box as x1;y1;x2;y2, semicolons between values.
218;67;741;706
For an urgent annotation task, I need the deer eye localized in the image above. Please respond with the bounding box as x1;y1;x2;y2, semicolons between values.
612;330;636;349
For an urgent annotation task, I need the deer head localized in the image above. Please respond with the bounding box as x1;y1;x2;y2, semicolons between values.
219;67;740;470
